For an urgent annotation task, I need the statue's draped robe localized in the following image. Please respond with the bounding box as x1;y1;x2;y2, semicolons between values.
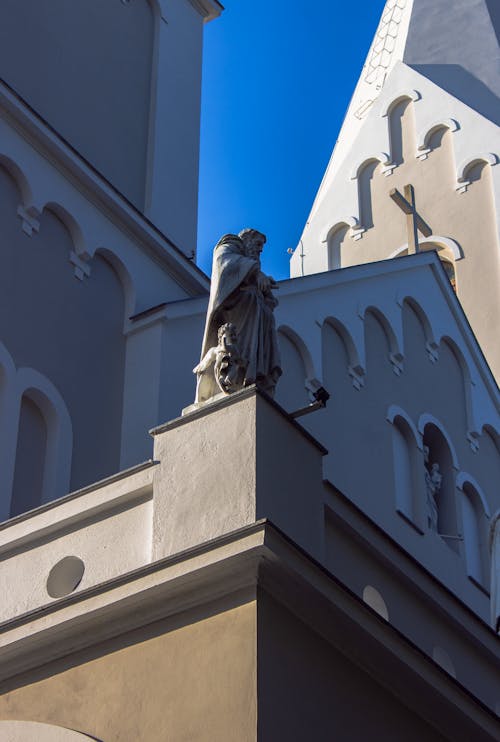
196;234;281;403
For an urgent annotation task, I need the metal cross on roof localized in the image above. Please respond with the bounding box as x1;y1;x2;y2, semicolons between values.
390;185;432;254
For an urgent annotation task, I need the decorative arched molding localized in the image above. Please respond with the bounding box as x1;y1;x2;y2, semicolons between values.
321;217;359;242
0;153;40;236
0;721;99;741
381;89;421;118
147;0;163;20
457;152;498;183
456;472;491;517
323;220;356;269
322;316;365;389
456;152;499;193
0;153;35;207
386;405;422;449
351;152;395;180
0;338;17;388
43;201;88;257
400;296;439;363
42;201;91;280
387;406;425;531
95;247;136;321
14;367;73;505
277;324;316;382
389;236;463;261
482;424;500;455
361;305;404;375
417;413;460;471
416;118;460;158
438;335;480;449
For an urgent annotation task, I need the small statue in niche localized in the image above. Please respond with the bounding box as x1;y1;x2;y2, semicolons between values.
193;322;246;399
194;228;282;405
424;445;442;531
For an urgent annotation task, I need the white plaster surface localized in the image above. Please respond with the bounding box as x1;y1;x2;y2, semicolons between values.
0;464;155;622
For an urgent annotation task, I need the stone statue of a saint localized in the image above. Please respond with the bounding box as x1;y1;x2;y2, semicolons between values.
424;446;441;531
194;228;282;405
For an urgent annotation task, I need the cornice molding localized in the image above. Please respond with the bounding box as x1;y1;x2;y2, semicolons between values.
1;519;499;740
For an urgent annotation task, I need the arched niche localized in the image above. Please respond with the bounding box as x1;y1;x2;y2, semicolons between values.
416;119;459;158
457;153;498;188
388;97;417;166
275;328;310;412
386;406;424;531
94;247;135;322
421;420;460;551
363;307;403;377
0;721;99;741
12;369;73;512
401;297;438;363
10;393;48;517
327;223;350;270
357;159;383;230
322;317;364;390
457;475;490;588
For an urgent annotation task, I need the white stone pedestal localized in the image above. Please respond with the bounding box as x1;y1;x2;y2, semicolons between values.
151;387;327;562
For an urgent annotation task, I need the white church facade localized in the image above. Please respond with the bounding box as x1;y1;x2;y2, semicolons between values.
0;1;499;740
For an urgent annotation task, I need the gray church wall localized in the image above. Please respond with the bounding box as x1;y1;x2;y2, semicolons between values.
273;256;500;620
0;166;126;506
257;590;452;742
324;503;500;711
0;0;154;209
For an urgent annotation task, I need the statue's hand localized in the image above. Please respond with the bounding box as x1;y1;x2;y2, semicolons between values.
257;272;271;293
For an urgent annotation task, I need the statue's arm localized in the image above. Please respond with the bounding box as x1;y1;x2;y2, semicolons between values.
193;347;217;374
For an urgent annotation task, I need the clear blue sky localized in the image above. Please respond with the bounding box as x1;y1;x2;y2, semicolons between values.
197;0;386;280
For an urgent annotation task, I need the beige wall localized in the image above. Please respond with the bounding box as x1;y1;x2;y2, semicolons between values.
338;99;500;378
0;599;257;742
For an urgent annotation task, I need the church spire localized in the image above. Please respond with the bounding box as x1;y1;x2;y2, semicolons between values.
325;0;499;185
292;0;500;379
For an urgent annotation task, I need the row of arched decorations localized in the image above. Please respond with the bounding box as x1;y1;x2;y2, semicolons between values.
0;161;131;518
323;90;498;272
276;298;500;591
0;152;136;318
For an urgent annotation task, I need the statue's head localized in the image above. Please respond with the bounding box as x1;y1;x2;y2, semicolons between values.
239;228;266;259
218;322;237;344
